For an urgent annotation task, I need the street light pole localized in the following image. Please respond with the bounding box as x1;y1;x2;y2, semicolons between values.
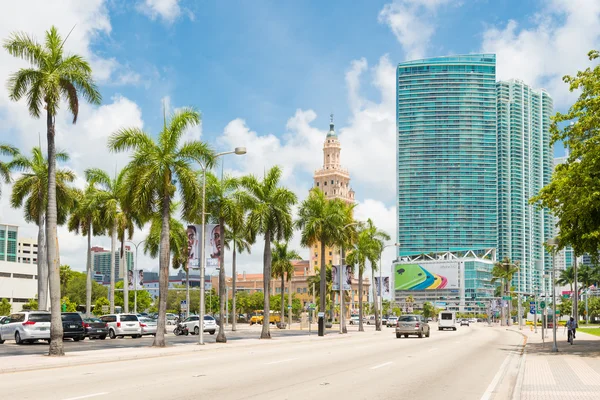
547;237;559;352
198;147;246;346
378;243;400;329
126;239;146;314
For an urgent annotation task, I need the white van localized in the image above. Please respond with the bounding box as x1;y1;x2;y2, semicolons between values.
438;311;457;331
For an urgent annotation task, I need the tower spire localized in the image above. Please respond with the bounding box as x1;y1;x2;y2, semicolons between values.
327;113;336;138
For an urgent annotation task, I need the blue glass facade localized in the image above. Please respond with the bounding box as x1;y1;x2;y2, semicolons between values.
396;54;498;256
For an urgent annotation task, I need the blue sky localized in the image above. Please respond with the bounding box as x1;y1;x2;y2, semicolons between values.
1;0;599;276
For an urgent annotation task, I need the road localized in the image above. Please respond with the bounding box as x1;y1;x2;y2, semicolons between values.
0;323;523;400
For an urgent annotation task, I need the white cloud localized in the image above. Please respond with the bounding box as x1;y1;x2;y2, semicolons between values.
136;0;190;24
379;0;457;60
481;0;600;107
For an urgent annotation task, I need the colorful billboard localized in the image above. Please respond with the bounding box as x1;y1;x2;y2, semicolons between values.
393;262;459;291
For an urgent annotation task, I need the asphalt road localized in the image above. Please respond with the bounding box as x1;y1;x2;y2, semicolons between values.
0;323;523;400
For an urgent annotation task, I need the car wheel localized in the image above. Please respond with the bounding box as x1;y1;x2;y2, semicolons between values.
426;330;430;338
109;329;116;339
453;327;457;331
73;337;80;342
404;334;408;338
194;326;199;335
418;331;423;338
15;331;23;345
0;333;4;344
100;335;106;340
209;330;215;335
396;333;401;338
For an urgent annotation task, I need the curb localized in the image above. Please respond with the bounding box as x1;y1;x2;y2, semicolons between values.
509;329;529;400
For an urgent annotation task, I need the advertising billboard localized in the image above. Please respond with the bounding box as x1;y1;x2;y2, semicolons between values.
187;223;221;275
128;269;144;290
374;277;390;296
393;262;459;291
332;265;352;291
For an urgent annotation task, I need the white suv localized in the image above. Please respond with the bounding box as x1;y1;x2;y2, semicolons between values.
0;311;51;344
181;315;217;335
100;314;142;339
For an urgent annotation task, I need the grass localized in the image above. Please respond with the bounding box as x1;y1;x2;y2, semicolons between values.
578;327;600;337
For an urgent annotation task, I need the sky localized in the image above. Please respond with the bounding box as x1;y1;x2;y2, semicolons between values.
0;0;599;290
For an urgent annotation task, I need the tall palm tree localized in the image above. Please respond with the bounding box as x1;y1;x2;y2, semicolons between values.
10;147;76;311
68;184;104;317
4;26;101;356
224;200;252;332
271;241;301;327
557;266;575;293
491;257;519;326
109;108;213;347
238;166;297;339
362;219;390;331
346;225;370;332
331;202;356;332
308;264;333;313
201;171;240;343
0;144;19;199
296;188;346;335
85;168;129;314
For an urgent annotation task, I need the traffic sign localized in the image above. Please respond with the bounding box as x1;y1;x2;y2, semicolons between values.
287;305;292;309
317;312;325;318
180;300;187;311
502;296;512;300
540;301;546;309
529;305;536;314
555;310;560;315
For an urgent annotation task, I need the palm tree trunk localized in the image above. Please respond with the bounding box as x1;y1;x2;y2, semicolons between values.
358;266;364;332
280;275;285;326
37;207;48;310
121;239;128;313
86;222;92;318
46;110;64;356
216;220;227;343
232;243;237;332
261;231;272;339
153;190;171;347
372;266;380;331
319;241;327;336
288;274;292;329
110;225;116;313
506;281;512;326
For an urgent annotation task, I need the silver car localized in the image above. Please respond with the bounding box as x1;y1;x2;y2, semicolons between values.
395;315;430;338
181;315;217;335
140;317;157;336
100;314;142;339
386;316;398;327
0;311;51;344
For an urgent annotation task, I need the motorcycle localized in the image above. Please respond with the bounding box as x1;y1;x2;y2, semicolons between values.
173;322;189;336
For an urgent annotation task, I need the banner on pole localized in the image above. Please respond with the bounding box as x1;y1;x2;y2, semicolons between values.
332;265;352;291
187;223;221;275
374;277;390;296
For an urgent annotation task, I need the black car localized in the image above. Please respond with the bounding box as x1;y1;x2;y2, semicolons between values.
61;312;86;341
83;317;108;340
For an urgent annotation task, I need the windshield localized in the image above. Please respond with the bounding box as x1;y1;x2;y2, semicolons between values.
204;316;215;321
29;313;51;322
398;316;418;322
121;315;138;322
61;313;82;321
441;313;453;320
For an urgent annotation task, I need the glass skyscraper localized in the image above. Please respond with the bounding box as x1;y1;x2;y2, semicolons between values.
396;54;498;256
496;79;553;295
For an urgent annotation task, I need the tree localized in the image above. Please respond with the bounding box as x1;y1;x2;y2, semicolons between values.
10;147;76;311
362;218;390;331
93;297;110;316
62;271;107;307
21;299;38;311
0;144;19;199
114;281;152;312
0;298;12;315
422;302;435;319
307;264;333;315
238;166;297;339
271;241;301;327
346;224;371;332
4;26;102;356
109;108;213;347
224;199;252;331
59;265;74;297
491;257;519;326
556;266;575;293
296;188;346;335
558;299;573;318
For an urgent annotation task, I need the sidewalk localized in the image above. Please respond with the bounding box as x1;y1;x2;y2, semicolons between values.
513;325;600;399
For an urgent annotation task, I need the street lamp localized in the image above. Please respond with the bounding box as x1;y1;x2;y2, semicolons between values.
126;239;146;314
379;243;400;329
339;222;359;334
198;147;246;345
546;237;559;353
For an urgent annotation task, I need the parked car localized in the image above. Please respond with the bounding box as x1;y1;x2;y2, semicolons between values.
139;317;157;336
83;317;108;340
100;314;142;339
395;315;430;338
349;315;360;325
61;312;86;341
469;318;477;323
460;319;470;326
381;316;388;326
0;311;51;344
386;316;398;327
166;313;178;325
180;315;217;335
366;315;376;325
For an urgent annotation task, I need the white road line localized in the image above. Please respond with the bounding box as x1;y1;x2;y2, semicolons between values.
62;393;109;400
428;347;438;352
480;354;512;400
370;361;393;370
265;358;299;365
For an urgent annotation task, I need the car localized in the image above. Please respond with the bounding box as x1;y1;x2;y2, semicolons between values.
100;314;142;339
469;318;477;323
381;316;388;325
61;312;86;341
438;311;457;331
83;317;108;339
386;316;398;327
349;315;360;325
139;317;157;336
0;311;51;344
180;315;217;335
366;316;376;325
166;313;178;325
395;315;430;338
460;319;470;326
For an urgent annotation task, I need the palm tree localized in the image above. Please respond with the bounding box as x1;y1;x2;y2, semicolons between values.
238;166;297;339
109;108;213;347
68;184;104;317
224;200;252;332
201;171;240;343
331;202;356;332
308;264;333;313
491;257;519;326
557;266;575;293
296;188;346;335
4;26;101;356
362;219;390;331
10;147;76;311
346;225;370;332
271;242;301;327
0;144;19;199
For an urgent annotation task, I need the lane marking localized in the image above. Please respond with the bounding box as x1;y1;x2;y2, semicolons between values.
62;393;109;400
265;358;299;365
480;354;512;400
370;361;393;370
428;347;438;352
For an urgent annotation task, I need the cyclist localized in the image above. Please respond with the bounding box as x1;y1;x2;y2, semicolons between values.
566;317;576;343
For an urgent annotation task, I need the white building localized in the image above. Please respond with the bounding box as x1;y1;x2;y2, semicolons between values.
17;236;38;264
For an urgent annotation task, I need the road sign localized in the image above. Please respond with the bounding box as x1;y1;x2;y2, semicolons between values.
101;305;109;313
530;305;536;314
529;301;535;305
540;301;546;309
502;296;512;300
317;312;325;318
555;310;560;315
287;306;292;309
180;300;187;311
